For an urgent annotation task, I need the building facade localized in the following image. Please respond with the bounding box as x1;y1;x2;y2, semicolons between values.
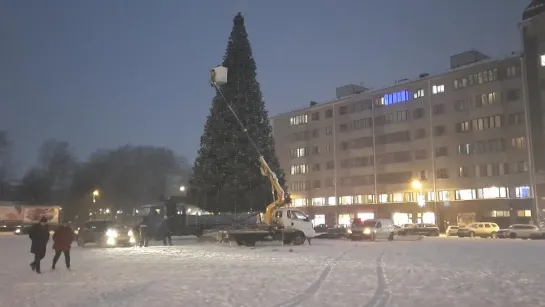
271;3;545;229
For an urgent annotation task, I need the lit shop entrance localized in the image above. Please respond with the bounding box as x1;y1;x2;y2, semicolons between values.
392;212;436;225
356;212;375;221
338;214;354;226
313;214;326;226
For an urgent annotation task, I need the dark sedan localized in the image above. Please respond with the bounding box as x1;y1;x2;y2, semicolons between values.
398;224;440;236
76;220;136;247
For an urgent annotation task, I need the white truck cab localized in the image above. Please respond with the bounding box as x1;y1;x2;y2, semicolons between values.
273;208;316;239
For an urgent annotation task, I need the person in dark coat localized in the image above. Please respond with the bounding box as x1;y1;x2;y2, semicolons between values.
159;218;173;246
138;216;150;247
51;221;74;270
28;216;50;274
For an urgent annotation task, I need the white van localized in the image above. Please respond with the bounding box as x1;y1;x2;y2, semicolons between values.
348;218;395;241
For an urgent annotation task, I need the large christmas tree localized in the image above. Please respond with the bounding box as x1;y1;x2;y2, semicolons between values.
189;13;285;213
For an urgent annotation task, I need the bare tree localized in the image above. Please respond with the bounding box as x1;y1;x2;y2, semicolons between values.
0;131;13;198
38;139;77;192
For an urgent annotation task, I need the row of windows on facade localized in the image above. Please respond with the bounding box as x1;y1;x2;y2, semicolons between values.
289;186;531;208
290;161;529;191
290;102;523;143
291;112;524;152
290;136;527;167
288;65;520;126
291;135;526;161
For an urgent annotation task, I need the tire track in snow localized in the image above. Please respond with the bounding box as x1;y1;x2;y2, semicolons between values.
362;252;391;307
271;249;352;307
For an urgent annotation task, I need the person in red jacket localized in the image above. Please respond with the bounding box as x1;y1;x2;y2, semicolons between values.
51;221;74;270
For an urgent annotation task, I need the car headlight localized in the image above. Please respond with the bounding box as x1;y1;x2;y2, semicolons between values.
363;228;371;235
346;229;352;234
15;229;20;234
128;229;134;237
106;229;118;238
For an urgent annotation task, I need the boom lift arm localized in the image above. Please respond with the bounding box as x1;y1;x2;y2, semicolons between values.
210;67;287;224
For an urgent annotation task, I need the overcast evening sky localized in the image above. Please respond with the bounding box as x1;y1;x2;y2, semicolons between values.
0;0;528;177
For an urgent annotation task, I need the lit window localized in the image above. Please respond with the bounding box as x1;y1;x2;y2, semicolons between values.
455;189;476;200
290;147;308;158
413;89;425;99
393;193;403;202
292;198;308;207
383;90;410;106
515;186;531;198
311;197;326;206
378;194;388;203
438;190;450;201
290;114;308;126
290;164;309;175
427;191;436;201
338;196;354;205
479;187;508;199
541;54;545;67
354;194;374;204
432;84;445;94
511;136;526;149
327;197;336;205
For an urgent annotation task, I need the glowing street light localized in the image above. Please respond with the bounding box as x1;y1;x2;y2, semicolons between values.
411;180;422;190
92;190;100;203
411;180;425;207
179;185;186;192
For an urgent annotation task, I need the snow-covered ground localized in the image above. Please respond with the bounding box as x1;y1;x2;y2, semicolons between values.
1;235;545;307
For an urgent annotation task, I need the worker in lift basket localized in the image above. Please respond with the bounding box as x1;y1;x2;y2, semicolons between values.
138;216;150;247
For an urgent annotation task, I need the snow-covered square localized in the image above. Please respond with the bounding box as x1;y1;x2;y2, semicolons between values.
1;234;545;307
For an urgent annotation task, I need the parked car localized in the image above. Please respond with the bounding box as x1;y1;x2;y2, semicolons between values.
457;222;499;238
347;219;395;241
497;224;540;239
398;223;440;236
446;225;459;237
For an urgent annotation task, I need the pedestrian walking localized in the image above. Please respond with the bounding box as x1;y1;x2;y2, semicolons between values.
52;221;74;270
29;217;50;274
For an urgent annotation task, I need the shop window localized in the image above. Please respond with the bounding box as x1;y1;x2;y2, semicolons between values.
327;197;336;205
517;210;531;217
357;212;375;221
312;214;326;226
491;210;510;217
338;214;352;226
392;212;411;226
422;212;436;225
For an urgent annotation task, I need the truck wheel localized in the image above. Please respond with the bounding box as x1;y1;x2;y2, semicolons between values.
195;228;204;238
292;233;305;246
388;233;394;241
509;232;517;239
283;239;292;245
236;239;244;246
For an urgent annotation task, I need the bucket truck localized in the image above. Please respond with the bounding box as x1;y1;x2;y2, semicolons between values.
209;66;316;246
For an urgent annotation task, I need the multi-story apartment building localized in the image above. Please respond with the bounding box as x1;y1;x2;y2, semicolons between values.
271;1;545;229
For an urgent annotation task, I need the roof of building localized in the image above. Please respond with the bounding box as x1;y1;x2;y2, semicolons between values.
271;52;521;118
523;0;545;20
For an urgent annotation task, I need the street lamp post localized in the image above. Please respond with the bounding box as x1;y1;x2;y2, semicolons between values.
92;190;99;203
